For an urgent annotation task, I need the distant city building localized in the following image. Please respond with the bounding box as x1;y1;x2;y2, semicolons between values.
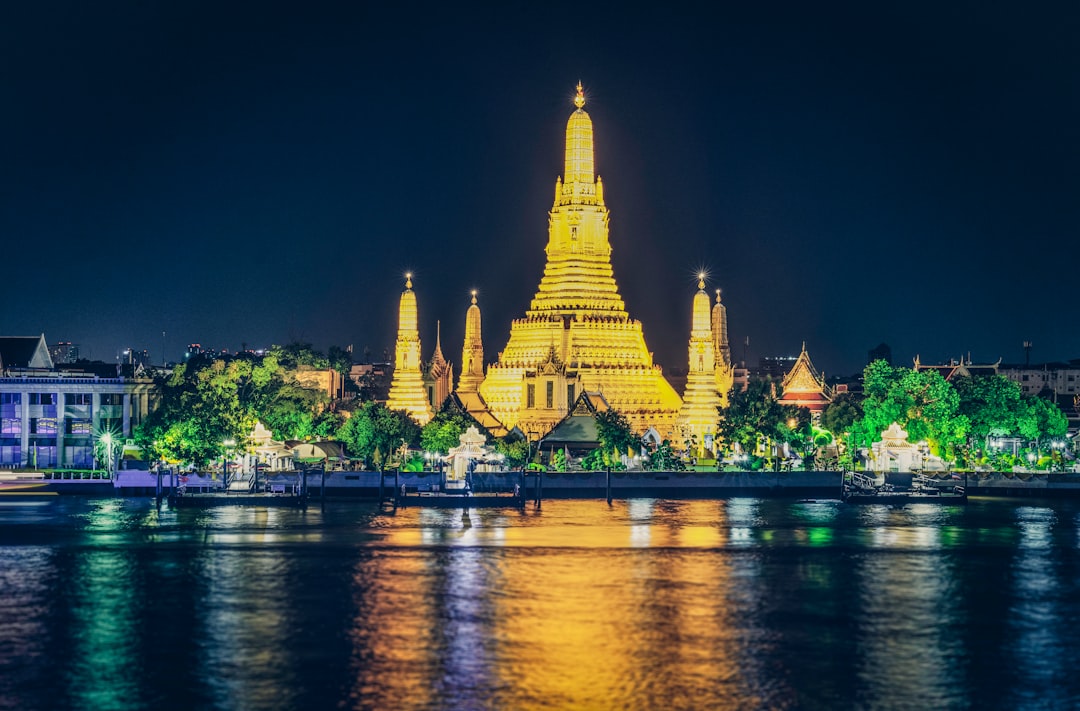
999;359;1080;428
120;347;151;369
759;356;798;381
349;362;392;402
1;334;153;469
999;359;1080;399
294;365;346;403
49;342;80;364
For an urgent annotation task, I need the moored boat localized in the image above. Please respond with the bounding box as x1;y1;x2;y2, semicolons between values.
841;471;967;505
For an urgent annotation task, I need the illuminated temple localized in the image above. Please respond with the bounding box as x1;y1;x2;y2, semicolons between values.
386;274;433;425
677;277;726;457
478;84;683;436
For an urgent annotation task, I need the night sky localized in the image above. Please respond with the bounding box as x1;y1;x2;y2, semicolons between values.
3;2;1077;377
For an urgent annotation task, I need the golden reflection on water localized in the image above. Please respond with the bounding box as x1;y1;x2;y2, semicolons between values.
344;500;791;709
9;496;1078;709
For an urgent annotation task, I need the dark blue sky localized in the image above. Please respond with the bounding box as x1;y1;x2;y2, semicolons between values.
3;2;1077;376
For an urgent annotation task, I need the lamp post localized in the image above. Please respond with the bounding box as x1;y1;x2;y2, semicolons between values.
100;432;117;477
222;438;236;489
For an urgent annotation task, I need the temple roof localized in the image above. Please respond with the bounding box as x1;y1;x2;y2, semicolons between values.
913;355;1002;381
780;344;832;406
541;391;611;448
0;335;53;370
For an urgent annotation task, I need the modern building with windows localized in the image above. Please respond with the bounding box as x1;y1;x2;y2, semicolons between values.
0;335;155;470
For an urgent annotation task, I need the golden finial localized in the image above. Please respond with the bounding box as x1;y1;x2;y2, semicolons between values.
470;289;477;305
698;272;706;290
715;288;722;302
405;272;413;289
574;81;585;109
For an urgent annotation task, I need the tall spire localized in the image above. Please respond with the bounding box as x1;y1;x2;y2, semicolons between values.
678;276;723;459
458;290;485;394
480;83;682;437
712;288;731;367
425;320;452;411
387;273;432;425
562;81;595;193
433;321;445;364
712;287;734;405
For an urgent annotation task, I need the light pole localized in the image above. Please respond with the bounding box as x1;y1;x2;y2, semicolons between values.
100;433;117;477
222;438;236;489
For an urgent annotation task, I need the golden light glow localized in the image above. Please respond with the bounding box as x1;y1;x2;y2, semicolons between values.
386;274;432;424
479;83;682;436
574;81;585;109
678;277;723;456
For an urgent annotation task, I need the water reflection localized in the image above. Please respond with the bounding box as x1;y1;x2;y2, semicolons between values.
1007;506;1068;709
1;497;1080;709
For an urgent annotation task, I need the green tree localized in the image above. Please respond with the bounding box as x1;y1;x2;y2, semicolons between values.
953;374;1025;446
269;342;330;370
821;392;863;439
646;439;684;471
136;357;262;467
1018;395;1068;442
717;379;807;463
336;402;421;470
421;405;486;454
594;409;636;469
853;362;969;459
491;437;530;468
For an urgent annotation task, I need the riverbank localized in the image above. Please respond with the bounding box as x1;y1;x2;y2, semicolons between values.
99;469;1080;500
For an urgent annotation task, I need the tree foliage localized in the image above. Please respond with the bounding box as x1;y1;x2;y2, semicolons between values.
717;380;808;456
853;361;969;457
821;392;862;438
135;353;335;467
336;402;420;470
595;409;637;461
421;404;486;454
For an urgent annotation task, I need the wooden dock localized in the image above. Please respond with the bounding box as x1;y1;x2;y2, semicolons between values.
167;492;306;508
395;489;526;509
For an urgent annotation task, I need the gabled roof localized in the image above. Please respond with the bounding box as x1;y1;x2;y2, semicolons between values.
447;391;509;438
540;391;611;448
780;344;831;400
913;355;1001;381
0;335;54;370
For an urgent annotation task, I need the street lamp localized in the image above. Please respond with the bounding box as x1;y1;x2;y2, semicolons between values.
100;432;117;477
1026;451;1037;471
222;438;236;488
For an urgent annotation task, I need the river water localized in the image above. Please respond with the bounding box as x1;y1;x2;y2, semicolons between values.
1;496;1078;710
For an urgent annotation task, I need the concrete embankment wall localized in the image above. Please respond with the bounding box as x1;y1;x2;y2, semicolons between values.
109;469;1080;499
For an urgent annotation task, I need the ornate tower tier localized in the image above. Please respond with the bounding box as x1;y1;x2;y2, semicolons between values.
386;274;433;425
678;277;724;458
713;288;734;402
480;83;682;436
457;291;485;394
424;321;453;411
